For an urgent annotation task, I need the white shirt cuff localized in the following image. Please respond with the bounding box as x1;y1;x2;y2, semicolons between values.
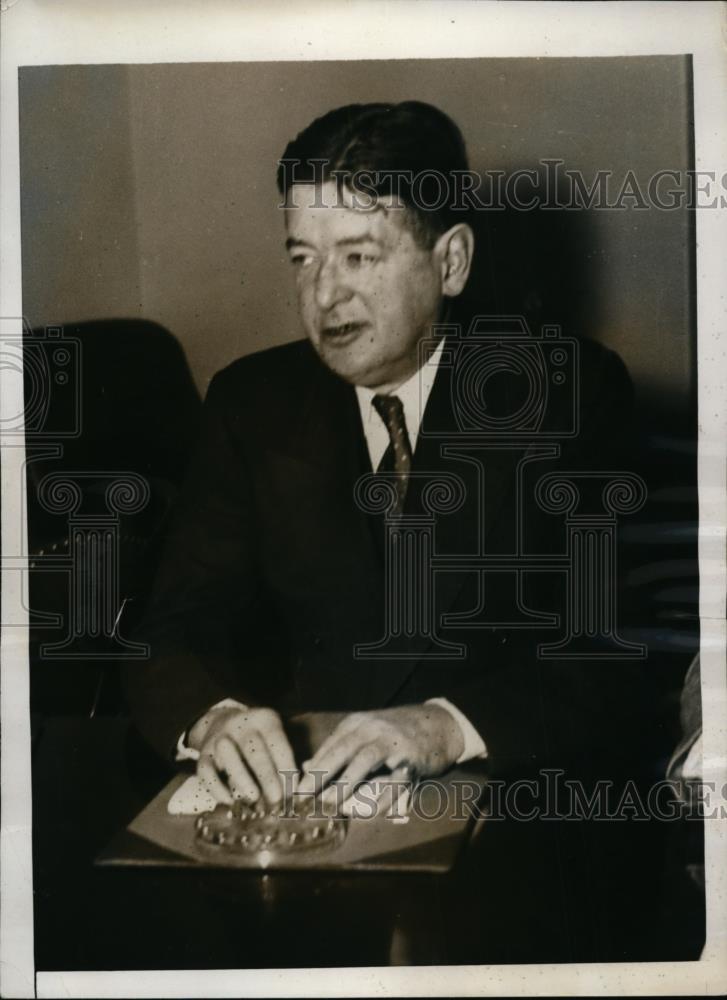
175;698;248;762
426;697;487;764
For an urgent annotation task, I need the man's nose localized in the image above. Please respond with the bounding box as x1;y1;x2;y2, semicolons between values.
314;256;353;310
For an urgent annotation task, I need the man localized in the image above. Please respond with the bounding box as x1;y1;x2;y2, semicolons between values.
125;101;642;809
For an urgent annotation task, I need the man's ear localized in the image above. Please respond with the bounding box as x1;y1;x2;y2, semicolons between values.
436;223;475;297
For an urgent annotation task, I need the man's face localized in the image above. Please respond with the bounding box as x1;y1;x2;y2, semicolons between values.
284;181;444;392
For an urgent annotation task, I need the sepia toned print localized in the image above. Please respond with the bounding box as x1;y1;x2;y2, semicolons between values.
1;4;725;998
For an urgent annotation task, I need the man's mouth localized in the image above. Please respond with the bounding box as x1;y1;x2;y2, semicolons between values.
320;321;368;345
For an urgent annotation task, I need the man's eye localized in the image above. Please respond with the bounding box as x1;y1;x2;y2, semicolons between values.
290;254;315;268
345;252;377;268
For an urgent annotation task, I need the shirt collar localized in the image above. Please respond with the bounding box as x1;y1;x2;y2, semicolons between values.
354;336;445;447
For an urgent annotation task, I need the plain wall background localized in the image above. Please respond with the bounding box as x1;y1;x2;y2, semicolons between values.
19;57;694;427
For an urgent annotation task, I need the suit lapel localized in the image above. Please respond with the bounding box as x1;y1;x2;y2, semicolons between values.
410;332;524;565
367;334;522;703
284;349;386;635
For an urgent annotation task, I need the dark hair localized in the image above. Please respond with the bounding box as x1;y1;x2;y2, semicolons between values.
277;101;470;248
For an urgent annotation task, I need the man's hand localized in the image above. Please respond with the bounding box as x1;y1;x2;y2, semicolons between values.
188;705;297;806
297;704;465;798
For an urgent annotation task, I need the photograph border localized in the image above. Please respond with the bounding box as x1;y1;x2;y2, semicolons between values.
1;2;725;997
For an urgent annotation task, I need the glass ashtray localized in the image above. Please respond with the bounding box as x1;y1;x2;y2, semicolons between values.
195;796;347;855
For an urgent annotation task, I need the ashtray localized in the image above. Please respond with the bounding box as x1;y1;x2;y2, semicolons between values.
195;796;347;855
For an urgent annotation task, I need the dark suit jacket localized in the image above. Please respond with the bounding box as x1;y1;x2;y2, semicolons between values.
125;333;650;781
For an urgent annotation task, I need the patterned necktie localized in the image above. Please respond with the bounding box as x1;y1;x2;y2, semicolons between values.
372;393;413;515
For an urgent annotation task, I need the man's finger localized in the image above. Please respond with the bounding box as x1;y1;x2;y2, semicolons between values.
214;735;260;803
321;742;387;803
197;752;234;805
298;727;373;796
256;716;298;784
303;713;365;773
234;729;285;804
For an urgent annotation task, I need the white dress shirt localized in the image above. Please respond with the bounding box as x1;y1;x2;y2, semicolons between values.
178;337;486;764
354;337;445;470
